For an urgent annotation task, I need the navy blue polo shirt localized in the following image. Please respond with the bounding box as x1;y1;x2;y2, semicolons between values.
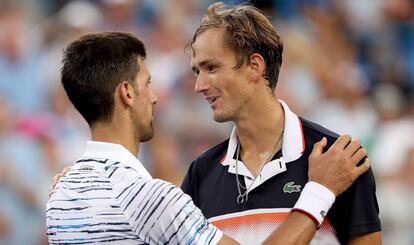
182;101;381;245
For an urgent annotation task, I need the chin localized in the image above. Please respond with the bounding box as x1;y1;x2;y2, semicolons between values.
213;112;232;123
140;132;154;142
139;125;154;142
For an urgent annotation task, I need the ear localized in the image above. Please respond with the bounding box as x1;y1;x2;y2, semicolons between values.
119;81;134;107
248;53;266;83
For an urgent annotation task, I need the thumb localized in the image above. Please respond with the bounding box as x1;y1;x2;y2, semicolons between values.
311;137;327;157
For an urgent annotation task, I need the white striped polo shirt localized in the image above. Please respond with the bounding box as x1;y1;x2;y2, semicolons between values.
46;141;222;244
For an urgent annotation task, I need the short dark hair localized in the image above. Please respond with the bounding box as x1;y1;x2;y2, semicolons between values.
61;32;146;125
186;2;283;91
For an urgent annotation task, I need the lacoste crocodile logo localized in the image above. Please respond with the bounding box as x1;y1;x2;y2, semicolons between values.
283;182;301;193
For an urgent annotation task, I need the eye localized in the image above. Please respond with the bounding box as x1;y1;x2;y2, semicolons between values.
193;69;200;77
207;65;216;73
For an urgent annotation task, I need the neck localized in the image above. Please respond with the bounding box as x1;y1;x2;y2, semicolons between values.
236;99;284;153
91;121;139;157
235;97;285;176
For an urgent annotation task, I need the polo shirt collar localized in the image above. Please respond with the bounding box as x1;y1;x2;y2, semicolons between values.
81;141;152;179
221;100;305;168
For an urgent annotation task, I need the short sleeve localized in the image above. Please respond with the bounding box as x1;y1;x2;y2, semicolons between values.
117;177;222;245
327;168;381;244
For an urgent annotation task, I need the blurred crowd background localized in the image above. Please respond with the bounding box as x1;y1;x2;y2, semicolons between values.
0;0;413;244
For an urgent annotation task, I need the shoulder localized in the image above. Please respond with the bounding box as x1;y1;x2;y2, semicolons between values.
300;117;340;148
110;165;170;193
191;139;229;170
182;139;229;194
114;173;185;213
300;117;339;139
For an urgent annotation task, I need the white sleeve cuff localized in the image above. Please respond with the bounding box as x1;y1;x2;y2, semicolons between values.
293;181;336;226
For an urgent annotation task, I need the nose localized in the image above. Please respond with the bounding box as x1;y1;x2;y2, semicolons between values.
150;89;158;105
194;72;209;94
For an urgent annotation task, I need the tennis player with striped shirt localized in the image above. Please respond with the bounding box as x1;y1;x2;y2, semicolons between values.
47;32;370;244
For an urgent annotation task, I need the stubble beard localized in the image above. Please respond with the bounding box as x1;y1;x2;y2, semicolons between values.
140;122;154;142
213;108;233;123
129;107;154;143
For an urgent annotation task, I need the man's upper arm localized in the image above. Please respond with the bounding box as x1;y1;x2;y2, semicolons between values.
328;168;382;244
117;176;222;244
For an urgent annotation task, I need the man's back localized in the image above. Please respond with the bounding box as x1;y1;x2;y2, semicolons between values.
47;142;222;245
47;158;141;243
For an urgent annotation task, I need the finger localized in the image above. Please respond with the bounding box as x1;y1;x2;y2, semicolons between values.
49;174;62;198
48;183;56;198
353;158;371;178
344;138;361;157
351;148;368;165
310;137;327;157
62;166;71;176
52;173;61;184
330;134;352;150
52;173;63;189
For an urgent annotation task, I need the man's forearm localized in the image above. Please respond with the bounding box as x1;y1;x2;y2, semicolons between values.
218;211;317;245
349;231;382;245
261;181;335;245
262;211;316;245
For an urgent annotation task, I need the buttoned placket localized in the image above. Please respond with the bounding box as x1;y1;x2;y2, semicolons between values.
228;154;287;194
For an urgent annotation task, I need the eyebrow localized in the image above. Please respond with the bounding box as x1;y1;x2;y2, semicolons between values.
191;59;216;72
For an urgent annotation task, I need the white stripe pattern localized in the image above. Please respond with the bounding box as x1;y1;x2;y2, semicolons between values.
47;158;222;244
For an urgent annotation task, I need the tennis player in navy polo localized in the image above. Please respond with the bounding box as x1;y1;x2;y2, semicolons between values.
183;2;381;244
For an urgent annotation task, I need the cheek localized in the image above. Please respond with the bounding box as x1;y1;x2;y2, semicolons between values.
137;88;150;102
211;73;232;91
222;76;241;95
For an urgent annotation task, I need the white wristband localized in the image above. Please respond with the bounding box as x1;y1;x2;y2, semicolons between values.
293;181;335;226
